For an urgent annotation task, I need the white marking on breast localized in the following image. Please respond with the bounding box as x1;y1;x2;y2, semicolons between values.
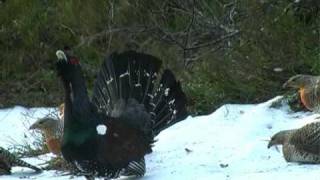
96;124;107;135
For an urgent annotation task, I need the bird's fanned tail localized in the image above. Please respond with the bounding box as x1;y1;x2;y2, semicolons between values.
92;51;162;116
92;51;187;135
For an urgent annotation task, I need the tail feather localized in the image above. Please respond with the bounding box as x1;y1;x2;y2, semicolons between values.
13;158;42;172
151;70;188;135
92;51;187;136
92;51;162;116
121;158;145;177
0;147;41;172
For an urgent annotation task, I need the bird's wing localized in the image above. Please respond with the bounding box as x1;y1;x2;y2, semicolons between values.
290;122;320;154
93;98;153;170
97;115;152;169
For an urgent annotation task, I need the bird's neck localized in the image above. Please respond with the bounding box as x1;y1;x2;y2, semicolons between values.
62;67;91;129
62;80;72;130
69;67;90;105
281;130;295;143
43;126;60;140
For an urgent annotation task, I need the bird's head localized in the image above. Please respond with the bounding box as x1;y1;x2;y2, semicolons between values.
267;130;291;148
282;74;314;89
29;117;59;131
56;47;80;81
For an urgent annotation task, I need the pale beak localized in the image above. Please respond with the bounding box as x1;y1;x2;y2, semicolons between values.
56;50;67;62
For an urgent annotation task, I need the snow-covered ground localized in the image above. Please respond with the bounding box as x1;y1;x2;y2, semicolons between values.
0;96;319;180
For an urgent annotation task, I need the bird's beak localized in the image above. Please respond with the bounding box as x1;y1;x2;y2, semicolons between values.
267;141;280;152
56;50;67;62
29;124;36;130
267;141;273;149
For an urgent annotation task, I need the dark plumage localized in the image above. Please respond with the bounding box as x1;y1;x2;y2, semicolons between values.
55;49;188;179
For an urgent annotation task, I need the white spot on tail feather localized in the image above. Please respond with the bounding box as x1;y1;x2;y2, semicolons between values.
173;110;177;115
119;71;129;78
169;99;175;105
150;103;156;107
165;88;170;96
107;78;113;84
96;124;107;135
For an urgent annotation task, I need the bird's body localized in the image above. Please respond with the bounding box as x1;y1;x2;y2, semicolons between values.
0;147;42;175
29;117;63;155
283;74;320;112
282;143;320;163
55;49;188;178
268;122;320;163
46;138;61;155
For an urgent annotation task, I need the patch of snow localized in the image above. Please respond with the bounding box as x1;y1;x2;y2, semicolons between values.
0;96;319;179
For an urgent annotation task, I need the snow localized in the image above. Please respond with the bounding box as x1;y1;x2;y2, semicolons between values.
0;96;320;179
